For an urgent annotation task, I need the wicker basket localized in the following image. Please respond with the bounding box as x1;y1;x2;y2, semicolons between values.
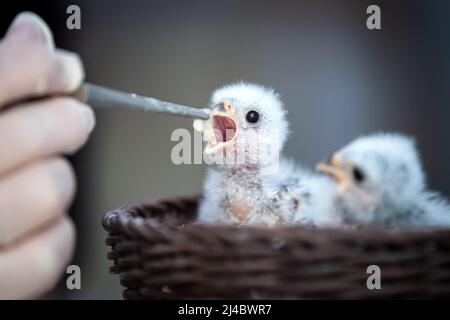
102;195;450;299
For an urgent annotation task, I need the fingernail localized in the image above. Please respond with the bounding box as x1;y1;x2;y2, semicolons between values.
48;158;76;207
80;105;96;133
6;11;54;49
38;217;75;277
52;49;85;92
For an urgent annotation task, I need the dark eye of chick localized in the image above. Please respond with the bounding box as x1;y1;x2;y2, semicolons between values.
352;166;365;183
246;110;260;124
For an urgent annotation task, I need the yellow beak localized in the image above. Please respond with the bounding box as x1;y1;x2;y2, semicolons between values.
316;154;351;190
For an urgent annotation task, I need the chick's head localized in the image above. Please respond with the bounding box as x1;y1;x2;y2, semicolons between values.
195;82;288;169
317;133;425;217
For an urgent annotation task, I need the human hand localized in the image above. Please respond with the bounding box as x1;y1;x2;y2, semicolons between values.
0;12;95;299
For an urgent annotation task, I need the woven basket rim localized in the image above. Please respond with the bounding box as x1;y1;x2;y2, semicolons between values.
102;194;450;243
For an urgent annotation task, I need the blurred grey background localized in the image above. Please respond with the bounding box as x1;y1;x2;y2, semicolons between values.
1;0;449;299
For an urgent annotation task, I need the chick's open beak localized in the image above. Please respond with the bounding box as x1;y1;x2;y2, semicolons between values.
193;102;238;155
316;154;351;189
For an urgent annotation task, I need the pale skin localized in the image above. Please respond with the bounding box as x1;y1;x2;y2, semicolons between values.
0;13;95;299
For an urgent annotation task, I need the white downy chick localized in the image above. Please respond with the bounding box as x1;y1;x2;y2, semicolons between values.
316;133;450;229
267;159;338;227
195;82;330;227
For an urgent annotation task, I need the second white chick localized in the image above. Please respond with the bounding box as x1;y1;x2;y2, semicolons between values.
317;133;450;229
195;82;334;227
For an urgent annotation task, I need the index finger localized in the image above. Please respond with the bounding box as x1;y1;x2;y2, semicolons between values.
0;12;84;107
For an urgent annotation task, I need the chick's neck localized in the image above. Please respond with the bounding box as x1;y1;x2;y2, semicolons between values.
219;164;264;188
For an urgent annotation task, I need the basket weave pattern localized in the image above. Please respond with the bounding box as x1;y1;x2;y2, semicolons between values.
103;195;450;299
